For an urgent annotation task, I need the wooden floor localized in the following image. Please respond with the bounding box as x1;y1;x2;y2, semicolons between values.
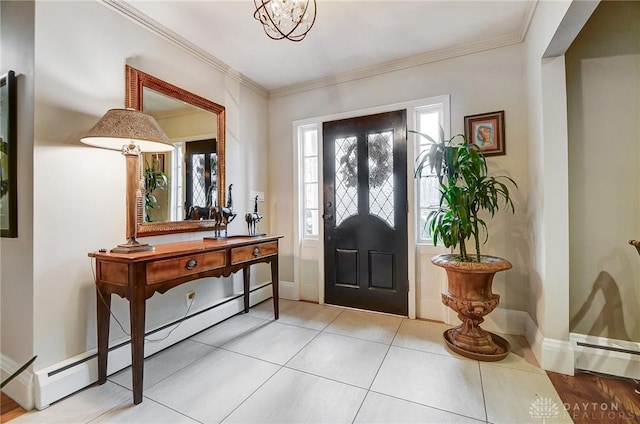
1;392;25;423
2;373;638;423
547;370;640;424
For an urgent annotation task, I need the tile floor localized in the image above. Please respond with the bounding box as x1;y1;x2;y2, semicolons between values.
13;300;574;423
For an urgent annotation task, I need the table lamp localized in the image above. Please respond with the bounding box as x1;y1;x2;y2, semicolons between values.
81;108;174;253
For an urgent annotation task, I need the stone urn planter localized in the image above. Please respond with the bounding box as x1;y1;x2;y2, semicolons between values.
433;253;512;361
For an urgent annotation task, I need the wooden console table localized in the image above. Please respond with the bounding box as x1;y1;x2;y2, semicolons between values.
88;235;282;405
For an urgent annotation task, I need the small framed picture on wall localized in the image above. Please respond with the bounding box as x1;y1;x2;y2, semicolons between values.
464;110;505;156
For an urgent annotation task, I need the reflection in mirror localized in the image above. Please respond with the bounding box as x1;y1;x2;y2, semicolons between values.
142;88;217;223
126;65;226;236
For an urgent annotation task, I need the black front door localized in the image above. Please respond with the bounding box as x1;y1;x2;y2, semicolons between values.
185;139;217;214
323;110;408;315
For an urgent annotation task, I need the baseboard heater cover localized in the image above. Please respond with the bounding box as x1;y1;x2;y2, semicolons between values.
571;333;640;380
34;284;273;410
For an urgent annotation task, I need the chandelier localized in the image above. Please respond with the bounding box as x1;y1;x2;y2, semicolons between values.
254;0;317;42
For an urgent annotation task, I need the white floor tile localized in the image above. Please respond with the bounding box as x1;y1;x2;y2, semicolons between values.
481;363;573;424
486;332;544;375
222;320;319;364
11;381;131;424
223;368;367;423
190;314;268;347
247;298;293;320
354;392;485;424
275;301;344;330
392;319;456;357
89;398;198;423
145;349;280;423
108;339;215;390
23;301;568;424
324;309;403;344
371;346;486;421
286;332;389;388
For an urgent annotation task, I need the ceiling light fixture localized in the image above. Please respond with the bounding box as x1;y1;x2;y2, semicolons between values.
254;0;317;42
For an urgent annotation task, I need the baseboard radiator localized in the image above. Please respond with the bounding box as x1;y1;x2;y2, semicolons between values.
571;333;640;380
33;284;273;410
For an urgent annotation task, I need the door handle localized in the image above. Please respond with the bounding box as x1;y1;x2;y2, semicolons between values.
323;214;333;220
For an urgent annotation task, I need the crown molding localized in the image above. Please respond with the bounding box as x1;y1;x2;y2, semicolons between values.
100;0;270;98
270;31;524;99
520;0;539;42
270;0;538;99
101;0;538;101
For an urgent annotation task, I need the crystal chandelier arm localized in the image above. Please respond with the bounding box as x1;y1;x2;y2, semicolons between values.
253;0;317;42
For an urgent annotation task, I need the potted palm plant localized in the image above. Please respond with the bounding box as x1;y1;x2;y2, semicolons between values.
413;128;517;361
144;157;168;222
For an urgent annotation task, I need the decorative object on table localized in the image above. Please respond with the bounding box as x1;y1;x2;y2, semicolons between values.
253;0;317;42
464;110;505;157
412;127;517;361
186;186;217;221
245;195;264;236
212;183;237;238
81;108;174;253
143;156;168;222
1;70;17;238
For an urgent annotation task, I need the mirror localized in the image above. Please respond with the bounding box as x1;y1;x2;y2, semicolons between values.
126;65;226;236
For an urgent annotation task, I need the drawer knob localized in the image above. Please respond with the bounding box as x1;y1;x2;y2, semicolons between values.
186;259;198;270
253;247;260;257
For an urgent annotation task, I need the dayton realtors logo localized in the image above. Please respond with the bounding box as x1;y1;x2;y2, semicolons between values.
529;397;561;422
529;397;637;422
564;401;637;421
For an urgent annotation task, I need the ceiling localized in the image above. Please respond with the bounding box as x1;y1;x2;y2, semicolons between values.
113;1;537;96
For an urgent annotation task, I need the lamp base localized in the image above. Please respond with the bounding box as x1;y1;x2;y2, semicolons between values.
111;240;155;254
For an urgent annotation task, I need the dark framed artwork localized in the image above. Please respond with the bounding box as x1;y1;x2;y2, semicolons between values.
1;70;17;238
464;110;505;156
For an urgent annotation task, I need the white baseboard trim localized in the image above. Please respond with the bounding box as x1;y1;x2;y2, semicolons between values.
418;299;446;322
278;280;299;300
541;337;575;375
524;314;575;375
571;333;640;380
0;354;35;410
525;314;544;364
33;284;273;410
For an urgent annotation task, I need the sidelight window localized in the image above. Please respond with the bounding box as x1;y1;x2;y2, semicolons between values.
300;124;319;238
414;105;446;242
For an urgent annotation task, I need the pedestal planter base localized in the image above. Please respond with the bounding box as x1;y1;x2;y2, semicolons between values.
443;329;510;361
432;254;512;362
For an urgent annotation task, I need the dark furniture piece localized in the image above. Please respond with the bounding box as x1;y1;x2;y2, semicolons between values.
89;235;282;404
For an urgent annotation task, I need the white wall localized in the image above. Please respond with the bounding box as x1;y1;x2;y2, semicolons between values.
269;42;531;320
22;1;269;375
566;1;640;342
522;0;601;373
0;0;36;404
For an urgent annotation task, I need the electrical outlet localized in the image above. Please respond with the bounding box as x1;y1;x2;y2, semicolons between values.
186;291;195;306
250;191;265;202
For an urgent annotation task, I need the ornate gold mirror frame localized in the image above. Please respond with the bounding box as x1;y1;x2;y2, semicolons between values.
125;65;226;236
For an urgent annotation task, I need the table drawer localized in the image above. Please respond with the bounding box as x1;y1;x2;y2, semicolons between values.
146;251;226;284
231;241;278;265
97;262;128;286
